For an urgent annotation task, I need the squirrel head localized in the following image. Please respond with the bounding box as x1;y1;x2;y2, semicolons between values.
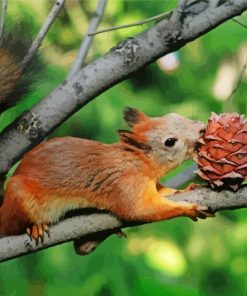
119;107;205;174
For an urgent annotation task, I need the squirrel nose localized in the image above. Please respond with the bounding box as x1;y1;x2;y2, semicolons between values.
193;121;206;136
199;128;206;135
193;120;205;127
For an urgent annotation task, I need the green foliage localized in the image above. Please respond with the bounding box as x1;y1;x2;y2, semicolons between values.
0;0;247;295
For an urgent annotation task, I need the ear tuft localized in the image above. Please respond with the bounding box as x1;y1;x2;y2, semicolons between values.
123;107;148;127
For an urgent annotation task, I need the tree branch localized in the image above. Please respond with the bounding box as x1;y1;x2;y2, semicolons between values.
232;18;247;30
21;0;65;70
0;0;7;41
164;163;198;188
67;0;107;79
227;59;247;101
88;10;171;36
0;186;247;263
0;0;246;177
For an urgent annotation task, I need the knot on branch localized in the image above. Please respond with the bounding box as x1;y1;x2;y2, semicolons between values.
17;111;43;141
155;19;183;49
110;37;141;66
165;29;183;47
73;82;84;96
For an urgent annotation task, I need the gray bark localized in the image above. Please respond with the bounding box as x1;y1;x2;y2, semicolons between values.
67;0;107;79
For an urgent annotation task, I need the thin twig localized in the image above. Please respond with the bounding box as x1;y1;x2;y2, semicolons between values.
232;18;247;30
21;0;65;70
0;0;7;41
164;163;197;188
67;0;107;79
227;18;247;103
88;10;172;37
227;60;247;101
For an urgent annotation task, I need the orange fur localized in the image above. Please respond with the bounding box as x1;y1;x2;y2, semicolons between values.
0;108;206;237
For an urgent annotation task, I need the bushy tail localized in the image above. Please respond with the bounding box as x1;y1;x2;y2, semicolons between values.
0;204;3;236
0;26;43;113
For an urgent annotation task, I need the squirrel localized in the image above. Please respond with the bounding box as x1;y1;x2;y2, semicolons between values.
0;107;210;254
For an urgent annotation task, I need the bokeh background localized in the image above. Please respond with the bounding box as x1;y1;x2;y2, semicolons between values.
0;0;247;295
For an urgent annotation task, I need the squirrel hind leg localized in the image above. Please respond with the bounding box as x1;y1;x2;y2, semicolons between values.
0;183;30;236
1;176;49;237
26;223;50;245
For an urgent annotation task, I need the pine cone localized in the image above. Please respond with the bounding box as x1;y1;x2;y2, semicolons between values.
196;112;247;191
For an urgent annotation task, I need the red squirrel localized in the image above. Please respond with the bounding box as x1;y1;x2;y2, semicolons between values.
0;107;208;251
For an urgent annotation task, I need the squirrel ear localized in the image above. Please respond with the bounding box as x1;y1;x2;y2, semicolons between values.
124;107;149;127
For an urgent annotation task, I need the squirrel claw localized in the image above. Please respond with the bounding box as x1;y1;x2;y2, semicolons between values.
198;209;215;218
192;206;215;221
176;183;208;194
26;224;50;245
181;202;215;221
184;183;202;192
43;224;50;237
116;229;127;238
190;216;198;222
174;183;202;195
26;227;32;240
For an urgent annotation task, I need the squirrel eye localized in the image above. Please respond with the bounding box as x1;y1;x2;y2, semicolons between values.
164;138;177;147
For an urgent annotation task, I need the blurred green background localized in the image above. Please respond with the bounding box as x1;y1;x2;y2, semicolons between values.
0;0;247;295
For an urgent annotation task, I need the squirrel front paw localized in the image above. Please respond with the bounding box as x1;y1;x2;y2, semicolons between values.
177;202;215;221
185;182;202;191
175;183;203;194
